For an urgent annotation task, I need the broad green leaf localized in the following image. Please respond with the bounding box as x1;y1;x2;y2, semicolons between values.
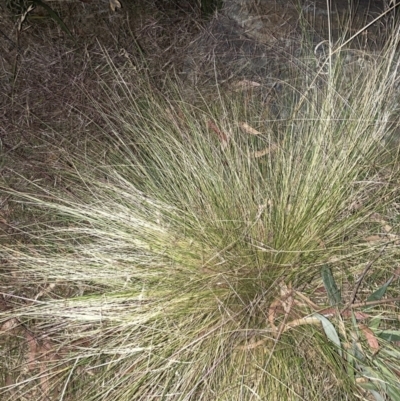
360;367;387;391
321;264;342;306
32;0;75;42
368;317;382;330
380;348;400;358
357;381;376;391
387;383;400;400
351;338;365;361
375;329;400;342
367;278;392;302
372;362;400;400
367;390;385;401
313;313;342;356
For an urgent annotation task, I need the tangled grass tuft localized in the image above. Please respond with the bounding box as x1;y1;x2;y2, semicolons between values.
1;26;400;401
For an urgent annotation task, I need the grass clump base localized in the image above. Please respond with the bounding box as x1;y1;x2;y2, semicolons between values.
1;29;400;401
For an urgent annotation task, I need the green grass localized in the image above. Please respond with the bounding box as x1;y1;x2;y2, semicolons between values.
1;22;400;401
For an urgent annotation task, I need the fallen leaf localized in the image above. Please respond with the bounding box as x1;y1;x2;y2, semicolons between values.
365;235;382;244
26;332;37;370
0;318;19;332
110;0;121;12
232;80;261;90
359;324;379;351
253;144;278;158
387;233;400;245
341;310;370;320
207;120;229;149
239;122;261;135
284;316;322;331
383;224;392;233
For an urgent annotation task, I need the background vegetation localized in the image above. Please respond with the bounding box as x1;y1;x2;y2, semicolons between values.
1;1;400;400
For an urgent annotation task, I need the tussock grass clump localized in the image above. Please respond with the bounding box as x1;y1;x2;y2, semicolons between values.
1;31;400;401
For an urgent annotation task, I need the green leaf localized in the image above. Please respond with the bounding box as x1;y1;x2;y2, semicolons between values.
367;278;391;302
372;362;400;400
313;313;342;356
367;390;385;401
368;317;382;330
351;338;365;361
375;329;400;342
321;264;342;306
32;0;75;42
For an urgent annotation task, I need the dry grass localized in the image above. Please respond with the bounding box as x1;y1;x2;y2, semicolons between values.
1;1;400;401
